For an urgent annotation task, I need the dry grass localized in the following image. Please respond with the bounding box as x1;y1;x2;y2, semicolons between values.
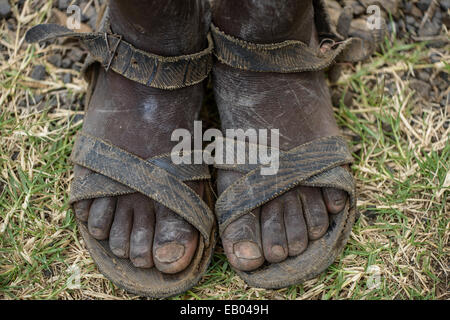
0;0;449;300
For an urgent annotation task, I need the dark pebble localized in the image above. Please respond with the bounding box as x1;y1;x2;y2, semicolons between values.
417;70;430;81
32;93;44;105
48;54;62;67
11;151;18;160
61;57;72;69
63;73;72;84
441;0;450;10
429;53;441;63
67;48;85;62
417;0;432;12
0;0;11;19
42;268;53;279
410;79;431;99
72;114;84;123
58;0;70;10
30;65;46;80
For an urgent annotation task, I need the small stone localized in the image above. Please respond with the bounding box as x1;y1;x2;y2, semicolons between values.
410;79;431;99
406;16;416;26
419;20;441;36
30;65;46;80
410;5;424;19
0;0;11;19
48;54;62;67
32;93;43;105
58;0;70;10
61;57;72;69
441;0;450;11
419;9;442;37
63;73;72;84
72;114;84;123
429;53;441;63
417;70;430;82
67;48;85;62
417;0;432;12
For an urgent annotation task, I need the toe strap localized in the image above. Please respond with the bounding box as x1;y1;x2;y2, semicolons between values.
214;136;356;234
69;132;214;246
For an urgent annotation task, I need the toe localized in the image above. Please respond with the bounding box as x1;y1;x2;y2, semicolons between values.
322;187;347;214
219;171;264;271
299;187;329;240
88;197;116;240
222;210;264;271
153;206;198;274
261;200;288;263
73;199;92;222
129;197;155;268
282;190;308;256
109;196;133;258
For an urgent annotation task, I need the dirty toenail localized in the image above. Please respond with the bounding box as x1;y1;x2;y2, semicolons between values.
89;227;103;238
271;245;286;259
155;242;185;263
132;257;151;268
234;241;262;260
310;225;327;239
111;247;127;258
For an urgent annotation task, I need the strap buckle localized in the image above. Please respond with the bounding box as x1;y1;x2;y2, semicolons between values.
103;32;123;72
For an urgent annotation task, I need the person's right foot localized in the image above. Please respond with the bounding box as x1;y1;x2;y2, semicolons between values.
73;0;210;274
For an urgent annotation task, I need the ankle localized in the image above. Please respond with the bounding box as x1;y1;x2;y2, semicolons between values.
109;0;210;56
212;0;314;44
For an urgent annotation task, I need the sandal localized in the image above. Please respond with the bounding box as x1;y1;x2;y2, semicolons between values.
209;0;370;289
26;6;216;298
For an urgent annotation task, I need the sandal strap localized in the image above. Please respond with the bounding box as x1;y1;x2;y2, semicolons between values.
214;136;355;234
70;133;214;246
25;12;213;90
211;23;352;73
210;0;379;73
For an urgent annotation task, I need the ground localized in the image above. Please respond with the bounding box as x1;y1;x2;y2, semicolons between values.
0;0;449;299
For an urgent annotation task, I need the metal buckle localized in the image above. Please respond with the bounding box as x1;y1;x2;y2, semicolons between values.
103;32;122;72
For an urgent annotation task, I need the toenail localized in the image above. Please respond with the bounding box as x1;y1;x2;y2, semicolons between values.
310;225;327;239
234;241;262;260
89;227;103;238
271;245;286;259
132;257;151;268
111;247;127;258
155;242;185;263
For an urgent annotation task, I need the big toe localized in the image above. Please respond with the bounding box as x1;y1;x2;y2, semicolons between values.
153;205;198;274
222;211;264;271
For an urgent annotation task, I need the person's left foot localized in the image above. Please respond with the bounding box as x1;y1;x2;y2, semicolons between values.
212;0;349;271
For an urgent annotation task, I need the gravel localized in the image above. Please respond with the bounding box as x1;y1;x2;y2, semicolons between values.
30;65;46;80
0;0;11;19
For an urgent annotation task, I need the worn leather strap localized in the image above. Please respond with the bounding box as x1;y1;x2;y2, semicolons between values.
26;22;213;90
70;133;214;246
214;136;355;234
211;23;352;73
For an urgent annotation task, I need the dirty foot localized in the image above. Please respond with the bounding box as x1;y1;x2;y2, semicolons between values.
213;0;349;271
73;0;210;274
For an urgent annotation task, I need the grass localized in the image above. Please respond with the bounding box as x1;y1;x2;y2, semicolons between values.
0;0;449;299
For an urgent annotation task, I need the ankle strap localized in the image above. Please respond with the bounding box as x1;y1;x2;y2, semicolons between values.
210;23;352;73
26;11;213;90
